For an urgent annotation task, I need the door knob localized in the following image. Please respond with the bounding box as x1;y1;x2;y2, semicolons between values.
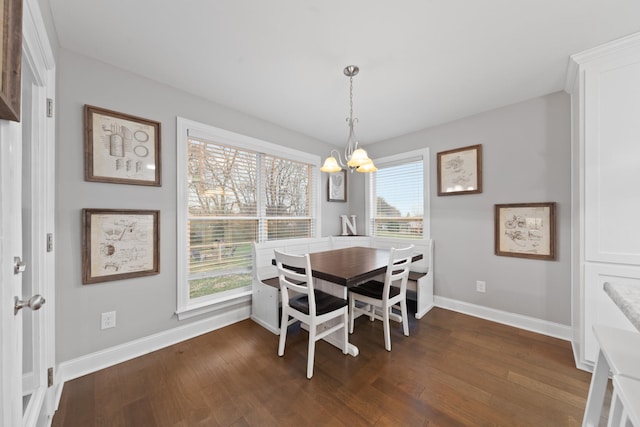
14;256;26;274
14;295;46;315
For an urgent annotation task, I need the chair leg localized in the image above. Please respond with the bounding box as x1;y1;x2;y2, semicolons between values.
348;295;355;334
369;304;375;321
383;306;391;351
582;348;611;427
307;324;316;379
278;310;288;357
607;385;623;427
342;310;349;355
401;299;409;337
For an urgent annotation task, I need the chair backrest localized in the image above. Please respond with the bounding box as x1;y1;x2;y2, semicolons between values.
274;250;316;314
383;245;414;298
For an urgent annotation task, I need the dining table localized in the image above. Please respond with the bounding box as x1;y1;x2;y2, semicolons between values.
307;246;423;287
274;246;423;357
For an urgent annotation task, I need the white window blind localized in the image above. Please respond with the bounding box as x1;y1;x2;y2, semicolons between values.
372;159;424;239
261;154;314;242
182;130;317;306
187;138;258;299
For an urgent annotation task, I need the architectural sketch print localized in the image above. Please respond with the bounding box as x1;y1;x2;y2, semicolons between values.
441;151;476;192
83;209;160;284
495;203;556;260
84;105;161;186
437;144;482;196
92;114;156;181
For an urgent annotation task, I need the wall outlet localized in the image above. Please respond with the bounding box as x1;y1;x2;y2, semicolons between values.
476;280;486;293
101;311;116;329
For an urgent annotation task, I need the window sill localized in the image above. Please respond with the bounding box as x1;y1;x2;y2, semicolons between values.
176;289;252;321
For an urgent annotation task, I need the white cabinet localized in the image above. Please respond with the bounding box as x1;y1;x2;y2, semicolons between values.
567;32;640;369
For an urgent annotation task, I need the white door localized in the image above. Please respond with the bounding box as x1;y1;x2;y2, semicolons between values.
0;103;26;427
0;1;56;424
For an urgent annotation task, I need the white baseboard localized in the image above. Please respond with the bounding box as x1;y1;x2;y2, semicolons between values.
249;315;280;335
57;303;250;384
434;296;572;341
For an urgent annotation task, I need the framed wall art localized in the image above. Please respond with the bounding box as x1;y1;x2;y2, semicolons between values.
494;202;556;260
437;144;482;196
0;0;23;121
84;105;162;186
328;169;347;202
82;208;160;284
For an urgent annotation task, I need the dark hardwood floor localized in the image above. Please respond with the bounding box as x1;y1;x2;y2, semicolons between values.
52;307;607;426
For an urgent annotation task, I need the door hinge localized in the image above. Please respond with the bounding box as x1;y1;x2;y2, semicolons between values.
47;367;54;387
47;233;53;252
46;98;53;118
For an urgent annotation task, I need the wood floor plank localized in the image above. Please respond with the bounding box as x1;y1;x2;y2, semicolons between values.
52;308;599;426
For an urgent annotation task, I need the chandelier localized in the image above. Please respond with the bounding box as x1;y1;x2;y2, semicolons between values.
320;65;377;173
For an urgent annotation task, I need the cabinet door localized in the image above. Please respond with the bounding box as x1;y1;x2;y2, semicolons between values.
584;263;638;363
584;55;640;264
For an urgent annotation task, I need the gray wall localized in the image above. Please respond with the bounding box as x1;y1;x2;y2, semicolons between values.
363;92;572;325
55;49;345;362
56;47;570;364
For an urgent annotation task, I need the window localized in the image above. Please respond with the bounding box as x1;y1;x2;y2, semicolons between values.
367;149;429;239
177;118;320;319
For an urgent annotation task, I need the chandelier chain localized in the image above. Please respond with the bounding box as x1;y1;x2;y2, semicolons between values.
349;74;354;124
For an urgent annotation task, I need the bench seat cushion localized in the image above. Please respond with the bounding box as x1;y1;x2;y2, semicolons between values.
261;277;280;288
349;280;401;299
261;277;305;288
408;271;427;281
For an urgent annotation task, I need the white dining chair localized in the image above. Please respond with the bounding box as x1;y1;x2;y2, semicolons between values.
607;375;640;427
275;250;349;379
348;245;414;351
582;325;640;426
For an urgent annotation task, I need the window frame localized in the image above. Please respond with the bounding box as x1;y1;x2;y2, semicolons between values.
365;148;431;239
176;117;321;319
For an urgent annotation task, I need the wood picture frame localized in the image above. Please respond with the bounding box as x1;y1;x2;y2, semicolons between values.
84;105;162;186
437;144;482;196
494;202;556;260
328;169;347;202
0;0;23;121
82;208;160;284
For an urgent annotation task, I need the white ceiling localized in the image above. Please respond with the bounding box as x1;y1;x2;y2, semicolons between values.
48;0;640;146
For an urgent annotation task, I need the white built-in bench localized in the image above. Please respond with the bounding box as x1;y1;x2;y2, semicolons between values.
251;236;434;334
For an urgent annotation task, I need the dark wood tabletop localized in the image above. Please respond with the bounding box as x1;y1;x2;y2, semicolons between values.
307;246;423;287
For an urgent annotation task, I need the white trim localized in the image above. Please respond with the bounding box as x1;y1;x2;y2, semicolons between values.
179;117;320;165
1;1;57;425
434;296;572;341
571;341;592;373
57;302;251;383
176;292;251;320
565;32;640;94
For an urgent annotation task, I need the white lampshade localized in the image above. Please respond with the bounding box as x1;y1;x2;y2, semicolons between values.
320;156;342;172
356;159;377;172
347;148;370;168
